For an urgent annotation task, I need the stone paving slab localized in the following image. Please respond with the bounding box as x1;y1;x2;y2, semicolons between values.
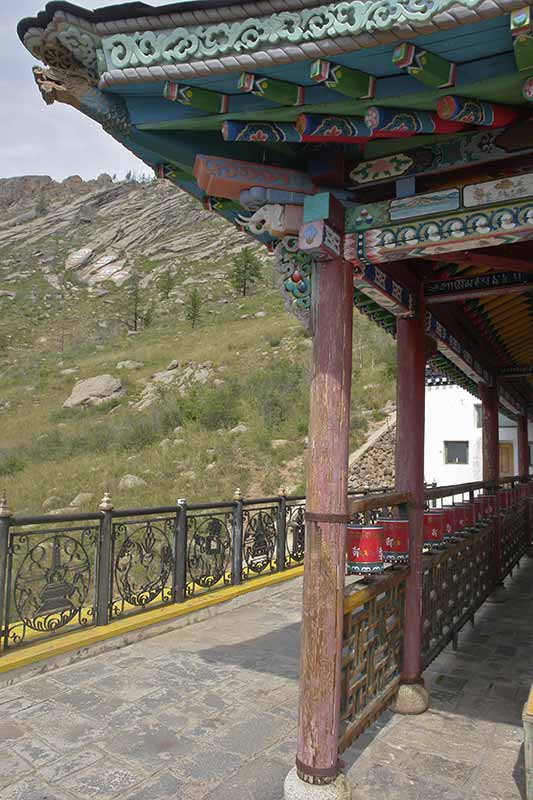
0;558;531;799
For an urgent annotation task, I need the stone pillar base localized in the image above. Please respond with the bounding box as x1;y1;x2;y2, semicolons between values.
394;682;429;715
284;768;352;800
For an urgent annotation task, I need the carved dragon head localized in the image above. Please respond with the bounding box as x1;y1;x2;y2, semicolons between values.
33;65;93;110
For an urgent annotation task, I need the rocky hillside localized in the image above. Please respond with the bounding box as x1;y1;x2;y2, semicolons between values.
0;174;396;515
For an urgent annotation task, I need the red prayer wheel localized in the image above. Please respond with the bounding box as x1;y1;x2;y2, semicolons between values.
423;510;445;545
473;497;484;523
346;524;384;574
378;518;409;563
456;501;474;529
442;505;458;536
484;494;496;517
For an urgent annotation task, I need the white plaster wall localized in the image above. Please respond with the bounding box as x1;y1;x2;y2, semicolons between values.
424;385;480;485
424;385;533;485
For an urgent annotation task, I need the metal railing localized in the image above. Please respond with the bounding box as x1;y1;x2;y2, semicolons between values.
0;486;394;653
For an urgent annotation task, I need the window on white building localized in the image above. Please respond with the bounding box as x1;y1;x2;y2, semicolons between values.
444;441;469;464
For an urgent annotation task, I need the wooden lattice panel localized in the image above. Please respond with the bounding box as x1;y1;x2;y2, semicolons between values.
422;524;496;668
340;571;406;751
500;502;529;578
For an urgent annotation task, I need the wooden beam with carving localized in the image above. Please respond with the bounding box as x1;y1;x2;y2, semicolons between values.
365;106;464;135
310;59;375;99
511;6;533;72
436;96;520;128
163;82;229;113
392;43;456;89
193;155;314;201
238;72;304;106
425;271;533;303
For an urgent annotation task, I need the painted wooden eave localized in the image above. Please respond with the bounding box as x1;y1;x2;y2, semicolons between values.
19;0;531;89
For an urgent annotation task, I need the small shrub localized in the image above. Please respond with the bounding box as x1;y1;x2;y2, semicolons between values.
0;449;24;477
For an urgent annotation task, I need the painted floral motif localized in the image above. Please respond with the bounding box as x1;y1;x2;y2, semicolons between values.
350;153;413;185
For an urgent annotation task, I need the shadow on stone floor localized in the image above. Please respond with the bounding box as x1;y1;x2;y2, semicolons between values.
199;622;301;678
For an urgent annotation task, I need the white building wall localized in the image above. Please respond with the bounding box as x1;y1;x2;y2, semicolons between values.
424;385;533;485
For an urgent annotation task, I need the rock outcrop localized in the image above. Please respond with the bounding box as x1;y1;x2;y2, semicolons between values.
63;375;123;408
349;413;396;489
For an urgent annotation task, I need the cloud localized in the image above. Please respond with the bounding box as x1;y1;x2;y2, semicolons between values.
2;0;173;180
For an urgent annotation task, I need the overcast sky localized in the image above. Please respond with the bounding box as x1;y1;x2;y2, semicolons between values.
1;1;175;181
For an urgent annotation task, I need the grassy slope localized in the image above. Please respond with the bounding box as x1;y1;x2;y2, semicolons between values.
0;182;396;515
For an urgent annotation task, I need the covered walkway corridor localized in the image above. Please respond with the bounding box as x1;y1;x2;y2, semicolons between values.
0;552;531;800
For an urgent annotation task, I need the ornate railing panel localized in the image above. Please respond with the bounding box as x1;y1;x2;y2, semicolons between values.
109;515;175;619
421;523;496;668
285;500;305;567
186;506;233;597
3;524;98;648
340;570;407;752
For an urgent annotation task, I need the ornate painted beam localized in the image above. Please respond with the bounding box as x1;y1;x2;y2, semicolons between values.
426;312;491;385
310;59;375;100
353;264;415;318
499;364;533;377
392;43;456;89
500;386;526;415
296;114;373;143
425;271;533;303
163;82;229;114
222;121;301;143
193;155;314;201
436;96;520;128
344;170;533;266
349;120;533;187
238;73;304;106
365;106;464;136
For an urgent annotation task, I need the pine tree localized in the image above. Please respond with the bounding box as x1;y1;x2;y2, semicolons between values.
158;267;174;300
185;288;202;329
228;247;262;297
35;192;48;216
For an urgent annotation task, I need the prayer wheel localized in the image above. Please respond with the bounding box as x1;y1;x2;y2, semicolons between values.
378;518;409;563
346;524;384;574
423;510;445;546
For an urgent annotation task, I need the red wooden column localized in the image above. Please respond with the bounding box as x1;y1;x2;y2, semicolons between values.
480;382;499;484
394;291;429;715
288;256;353;796
518;413;529;480
480;382;503;586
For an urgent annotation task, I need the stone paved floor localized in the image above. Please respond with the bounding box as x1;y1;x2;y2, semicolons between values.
0;556;531;800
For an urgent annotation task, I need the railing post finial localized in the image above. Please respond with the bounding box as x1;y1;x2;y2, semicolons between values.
99;491;114;512
177;498;186;506
234;487;242;501
0;491;11;518
278;485;285;496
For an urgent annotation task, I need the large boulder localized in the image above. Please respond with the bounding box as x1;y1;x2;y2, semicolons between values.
63;375;123;408
118;474;147;490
